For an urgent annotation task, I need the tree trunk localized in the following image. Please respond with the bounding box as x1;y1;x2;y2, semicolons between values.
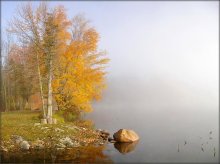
2;74;8;112
4;81;8;111
47;58;53;121
36;53;46;118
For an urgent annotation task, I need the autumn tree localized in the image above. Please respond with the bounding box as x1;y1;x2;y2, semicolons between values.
53;14;109;117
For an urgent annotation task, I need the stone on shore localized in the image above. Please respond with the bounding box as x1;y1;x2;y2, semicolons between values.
113;129;139;142
20;141;30;150
59;137;80;148
97;129;110;141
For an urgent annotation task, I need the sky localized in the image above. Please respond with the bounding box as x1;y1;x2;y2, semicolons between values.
1;1;219;94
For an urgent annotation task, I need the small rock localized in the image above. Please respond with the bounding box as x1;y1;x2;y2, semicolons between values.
34;123;41;126
110;140;116;143
101;132;109;136
100;134;109;138
41;127;49;130
20;141;30;150
97;129;110;135
98;130;110;141
35;144;44;150
101;130;110;136
2;148;8;152
59;137;76;147
56;143;66;148
108;137;116;143
0;146;8;152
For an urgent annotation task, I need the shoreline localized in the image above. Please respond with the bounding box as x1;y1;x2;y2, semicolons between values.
0;111;111;153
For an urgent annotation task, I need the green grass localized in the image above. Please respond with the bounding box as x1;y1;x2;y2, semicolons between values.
1;111;100;145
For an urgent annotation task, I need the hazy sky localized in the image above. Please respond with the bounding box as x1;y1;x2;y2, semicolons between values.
1;1;219;93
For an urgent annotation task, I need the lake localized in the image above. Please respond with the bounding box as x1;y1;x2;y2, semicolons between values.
87;77;219;163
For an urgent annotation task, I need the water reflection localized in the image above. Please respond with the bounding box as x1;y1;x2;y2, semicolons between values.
1;145;113;163
114;141;139;154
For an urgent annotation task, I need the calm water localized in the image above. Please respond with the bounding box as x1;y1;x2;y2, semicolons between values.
87;77;219;163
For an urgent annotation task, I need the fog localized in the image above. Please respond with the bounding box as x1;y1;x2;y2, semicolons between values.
85;2;219;133
89;75;218;130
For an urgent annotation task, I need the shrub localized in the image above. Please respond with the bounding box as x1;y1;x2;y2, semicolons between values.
55;109;80;122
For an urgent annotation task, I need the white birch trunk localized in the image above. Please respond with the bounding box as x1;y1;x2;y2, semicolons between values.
47;58;53;121
36;53;46;118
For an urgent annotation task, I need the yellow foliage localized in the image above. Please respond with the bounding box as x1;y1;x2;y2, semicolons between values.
53;14;109;113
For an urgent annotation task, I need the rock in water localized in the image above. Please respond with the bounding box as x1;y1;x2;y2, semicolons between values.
113;129;139;142
20;141;30;150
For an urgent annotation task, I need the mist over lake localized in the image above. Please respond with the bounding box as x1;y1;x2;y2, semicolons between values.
87;75;219;162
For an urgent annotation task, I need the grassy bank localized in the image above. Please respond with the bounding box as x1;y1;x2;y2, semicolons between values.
1;111;105;151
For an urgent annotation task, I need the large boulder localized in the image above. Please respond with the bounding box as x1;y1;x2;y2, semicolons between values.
113;129;139;142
